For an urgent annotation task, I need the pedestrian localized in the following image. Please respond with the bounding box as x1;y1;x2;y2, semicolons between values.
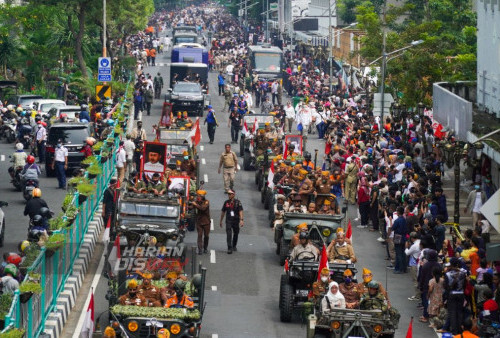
271;80;279;105
219;189;244;254
344;158;358;204
35;121;47;163
131;121;147;142
123;134;136;175
102;177;118;238
218;144;238;193
284;101;295;133
51;138;68;189
428;267;444;327
192;190;211;254
150;48;156;66
357;178;370;229
405;232;421;301
228;109;241;144
418;250;441;323
204;105;218;144
369;182;379;231
144;87;153;116
217;71;225;96
464;183;487;228
444;257;467;335
391;206;408;274
133;88;143;120
115;141;127;185
153;72;164;99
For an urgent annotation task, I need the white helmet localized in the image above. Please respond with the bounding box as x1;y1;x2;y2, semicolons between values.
1;108;7;113
6;105;13;111
16;107;23;113
16;143;23;150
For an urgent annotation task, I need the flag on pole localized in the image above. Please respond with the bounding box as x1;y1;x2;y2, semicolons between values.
242;119;249;136
251;117;258;134
80;290;94;337
108;235;121;275
188;118;202;146
317;244;328;281
345;219;352;243
406;317;413;338
267;161;275;189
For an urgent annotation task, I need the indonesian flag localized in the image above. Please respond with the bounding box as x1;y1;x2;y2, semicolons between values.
406;317;413;338
188;118;202;146
433;122;445;140
267;161;275;189
317;244;328;281
283;142;289;159
251;117;258;134
346;219;353;243
242;119;249;136
108;235;121;276
80;291;94;337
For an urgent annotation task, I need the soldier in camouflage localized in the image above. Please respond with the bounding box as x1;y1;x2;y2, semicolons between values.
360;281;400;328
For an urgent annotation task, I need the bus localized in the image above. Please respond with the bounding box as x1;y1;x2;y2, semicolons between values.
247;44;284;82
171;44;209;65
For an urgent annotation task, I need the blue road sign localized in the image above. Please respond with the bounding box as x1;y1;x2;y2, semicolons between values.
98;74;112;82
98;57;112;82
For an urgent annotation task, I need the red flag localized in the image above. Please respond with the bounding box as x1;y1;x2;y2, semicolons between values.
283;142;289;159
81;291;94;337
242;119;249;135
188;118;202;146
406;317;413;338
317;244;328;281
251;117;258;134
284;258;289;272
345;219;352;241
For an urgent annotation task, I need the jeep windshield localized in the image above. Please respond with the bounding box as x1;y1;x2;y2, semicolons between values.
173;83;201;93
48;127;89;145
120;203;179;218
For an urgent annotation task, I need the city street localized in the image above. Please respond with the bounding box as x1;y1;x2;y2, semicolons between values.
86;45;437;338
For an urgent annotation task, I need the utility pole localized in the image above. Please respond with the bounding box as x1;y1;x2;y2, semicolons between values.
379;0;387;125
266;0;269;41
328;0;333;93
103;0;107;57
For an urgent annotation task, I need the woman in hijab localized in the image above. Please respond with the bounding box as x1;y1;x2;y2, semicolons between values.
321;281;346;312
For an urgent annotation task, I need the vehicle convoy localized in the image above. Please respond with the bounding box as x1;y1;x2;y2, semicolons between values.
239;114;275;165
247;44;284;82
171;45;209;65
165;81;208;117
172;25;197;35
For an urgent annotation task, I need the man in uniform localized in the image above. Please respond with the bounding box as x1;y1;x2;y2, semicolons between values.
192;190;211;254
180;151;197;180
119;279;147;306
218;144;238;193
288;194;307;213
131;121;147;142
358;268;391;307
318;199;337;215
153;72;163;99
147;173;166;195
315;171;333;207
220;190;244;254
139;273;162;307
290;232;318;261
160;271;178;302
165;279;194;308
360;281;388;312
126;171;146;193
273;194;287;228
344;158;359;205
327;231;357;263
290;222;309;248
339;269;361;309
295;169;315;206
311;268;332;302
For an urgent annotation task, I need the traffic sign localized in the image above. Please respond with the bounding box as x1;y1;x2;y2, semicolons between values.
98;57;112;82
95;85;112;102
270;2;278;10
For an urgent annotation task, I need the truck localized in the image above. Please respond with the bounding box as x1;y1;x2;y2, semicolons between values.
165;81;208;117
173;32;199;45
171;45;209;65
247;44;284;83
169;63;208;88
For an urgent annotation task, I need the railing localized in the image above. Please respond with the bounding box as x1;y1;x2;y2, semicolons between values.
1;80;132;337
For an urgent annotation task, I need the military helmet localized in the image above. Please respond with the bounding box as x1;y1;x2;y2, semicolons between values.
192;274;202;288
174;279;187;292
367;281;379;289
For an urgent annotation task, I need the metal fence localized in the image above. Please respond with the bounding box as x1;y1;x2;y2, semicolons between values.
1;81;132;337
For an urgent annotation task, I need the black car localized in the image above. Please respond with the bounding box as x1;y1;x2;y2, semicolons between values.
45;122;93;177
165;81;207;117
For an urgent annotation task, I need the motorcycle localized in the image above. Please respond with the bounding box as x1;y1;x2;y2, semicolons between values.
18;123;33;150
22;178;39;201
1;119;17;143
11;166;23;191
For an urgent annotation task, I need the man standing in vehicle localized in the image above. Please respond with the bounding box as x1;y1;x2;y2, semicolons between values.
220;189;244;254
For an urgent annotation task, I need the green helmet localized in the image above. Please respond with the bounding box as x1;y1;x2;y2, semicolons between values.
367;281;379;289
4;264;18;277
191;274;202;289
174;279;186;291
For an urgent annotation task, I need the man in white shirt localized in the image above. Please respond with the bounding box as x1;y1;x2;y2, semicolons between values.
116;141;127;184
405;232;421;301
271;80;279;105
35;121;47;163
465;184;487;228
51;138;68;189
124;134;136;174
394;155;406;182
284;101;296;133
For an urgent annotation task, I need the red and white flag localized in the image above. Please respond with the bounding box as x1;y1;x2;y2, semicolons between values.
406;317;413;338
251;117;258;134
188;118;202;146
267;161;275;189
80;291;94;337
345;219;353;243
317;244;328;281
108;235;121;275
283;142;289;159
242;119;249;136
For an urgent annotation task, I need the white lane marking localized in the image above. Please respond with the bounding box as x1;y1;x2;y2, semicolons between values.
201;158;206;165
200;145;204;151
210;219;214;231
210;249;216;264
0;155;4;161
212;335;218;338
204;174;208;183
211;285;217;291
237;164;240;170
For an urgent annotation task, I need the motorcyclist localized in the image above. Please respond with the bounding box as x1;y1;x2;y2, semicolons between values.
28;214;49;243
5;105;18;119
21;155;41;188
79;104;91;122
16;116;32;145
23;188;49;219
8;143;27;180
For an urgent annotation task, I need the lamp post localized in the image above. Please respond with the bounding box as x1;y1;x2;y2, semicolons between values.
401;104;408;145
418;102;427;156
442;141;463;224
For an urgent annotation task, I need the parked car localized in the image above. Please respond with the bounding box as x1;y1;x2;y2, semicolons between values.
32;99;66;117
45;122;93;176
7;94;44;110
46;105;81;122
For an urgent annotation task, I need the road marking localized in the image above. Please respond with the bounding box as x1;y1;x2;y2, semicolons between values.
210;219;214;231
200;145;204;151
210;249;216;263
237;164;240;170
212;335;218;338
201;158;206;165
211;285;217;291
204;174;208;183
0;155;4;161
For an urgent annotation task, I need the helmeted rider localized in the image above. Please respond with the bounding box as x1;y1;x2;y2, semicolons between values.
21;155;41;188
23;188;49;220
9;143;27;180
79;104;91;123
82;137;95;158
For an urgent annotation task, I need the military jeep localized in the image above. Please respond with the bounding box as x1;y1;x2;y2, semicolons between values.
240;114;274;169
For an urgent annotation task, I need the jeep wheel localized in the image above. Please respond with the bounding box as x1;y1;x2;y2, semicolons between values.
279;282;294;322
243;152;251;171
239;138;244;157
264;189;272;210
261;186;267;204
313;334;329;338
279;274;289;306
279;237;288;266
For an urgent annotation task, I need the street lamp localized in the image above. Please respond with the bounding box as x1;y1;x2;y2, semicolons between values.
417;102;427;155
372;39;424;129
442;140;464;224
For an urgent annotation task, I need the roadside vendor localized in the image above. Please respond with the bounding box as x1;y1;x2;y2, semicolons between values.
119;279;147;306
139;272;162;307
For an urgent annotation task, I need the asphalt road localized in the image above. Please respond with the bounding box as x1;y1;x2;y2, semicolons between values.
90;43;438;338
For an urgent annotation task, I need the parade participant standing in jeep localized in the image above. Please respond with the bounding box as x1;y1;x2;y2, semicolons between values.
295;168;314;206
119;279;147;306
192;190;211;255
139;273;162;307
219;189;243;254
312;268;332;302
327;231;357;263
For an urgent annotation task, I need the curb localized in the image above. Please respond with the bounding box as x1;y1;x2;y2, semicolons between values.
42;207;104;338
